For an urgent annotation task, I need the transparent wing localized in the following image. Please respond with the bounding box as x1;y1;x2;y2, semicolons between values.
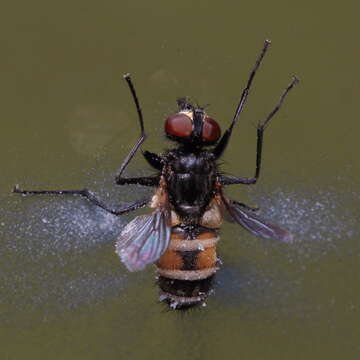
115;208;171;271
221;195;293;243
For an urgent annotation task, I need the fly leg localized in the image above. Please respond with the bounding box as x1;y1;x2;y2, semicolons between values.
220;76;299;185
213;40;271;159
115;74;148;185
116;150;162;186
13;184;149;215
115;75;162;186
142;150;162;171
116;176;159;186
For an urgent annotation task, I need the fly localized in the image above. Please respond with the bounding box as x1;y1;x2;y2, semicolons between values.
14;40;298;309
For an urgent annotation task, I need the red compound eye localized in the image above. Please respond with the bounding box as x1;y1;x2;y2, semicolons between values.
165;113;192;138
202;117;221;142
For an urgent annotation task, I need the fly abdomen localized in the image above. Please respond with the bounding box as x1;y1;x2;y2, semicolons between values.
156;226;220;308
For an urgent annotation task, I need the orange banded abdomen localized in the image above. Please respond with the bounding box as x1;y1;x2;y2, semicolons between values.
156;228;220;308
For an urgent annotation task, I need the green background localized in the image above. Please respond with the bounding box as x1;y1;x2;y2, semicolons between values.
1;0;359;359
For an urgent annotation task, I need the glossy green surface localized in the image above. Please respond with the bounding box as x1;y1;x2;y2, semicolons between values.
1;1;359;359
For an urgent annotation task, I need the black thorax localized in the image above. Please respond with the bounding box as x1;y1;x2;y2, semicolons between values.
163;148;217;223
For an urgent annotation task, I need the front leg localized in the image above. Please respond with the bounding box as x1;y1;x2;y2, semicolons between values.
115;74;147;183
142;150;162;171
115;176;159;186
115;151;162;186
213;40;271;160
219;175;256;185
220;76;299;186
13;185;149;215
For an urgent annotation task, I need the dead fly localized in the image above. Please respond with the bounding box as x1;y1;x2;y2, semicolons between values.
14;40;298;309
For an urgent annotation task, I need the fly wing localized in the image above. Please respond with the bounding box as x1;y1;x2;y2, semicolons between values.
115;208;171;271
221;194;293;243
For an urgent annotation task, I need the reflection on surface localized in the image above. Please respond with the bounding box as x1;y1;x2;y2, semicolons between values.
1;180;358;323
248;185;360;256
0;192;131;323
1;0;360;357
